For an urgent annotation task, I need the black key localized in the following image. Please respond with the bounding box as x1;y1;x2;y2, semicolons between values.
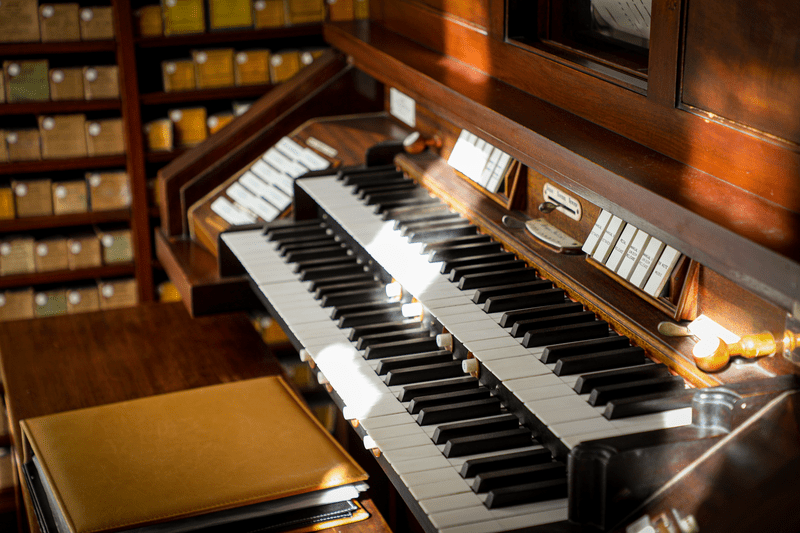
341;168;403;186
355;328;432;350
589;375;686;406
407;223;478;243
408;387;490;414
433;414;520;445
573;361;669;394
348;320;424;342
355;179;415;197
285;245;348;263
266;224;325;241
398;375;479;402
385;360;466;387
331;300;399;320
278;238;338;254
485;478;568;508
313;279;380;297
472;462;566;493
489;289;567;316
460;448;552;478
510;311;597;338
377;350;454;375
310;274;376;293
376;196;440;213
401;218;471;237
293;255;360;273
444;427;532;458
264;218;323;234
274;233;334;248
554;347;648;376
407;387;491;415
472;280;553;305
416;397;502;425
604;389;695;420
300;263;366;282
382;203;450;221
458;268;539;290
541;335;631;364
429;242;503;263
441;253;517;275
522;321;610;348
448;260;526;282
319;286;384;307
421;234;493;253
338;307;405;328
365;188;432;206
365;336;441;359
499;302;583;329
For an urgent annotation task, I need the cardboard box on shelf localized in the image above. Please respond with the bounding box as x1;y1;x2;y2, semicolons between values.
98;278;138;309
253;0;286;28
4;60;50;102
0;133;8;163
0;236;35;276
34;289;68;317
0;187;15;219
286;0;324;24
12;179;52;217
144;119;173;152
162;0;205;35
52;180;88;215
6;130;42;161
208;0;253;30
39;3;81;42
162;60;195;92
34;236;69;272
193;49;235;89
269;50;300;83
66;285;100;313
326;0;353;21
0;288;35;321
39;114;88;159
87;171;131;211
234;50;270;86
79;7;114;40
135;5;163;37
0;0;40;43
97;227;133;264
49;68;85;101
170;107;207;147
83;66;119;100
207;112;234;135
85;118;125;156
67;234;102;270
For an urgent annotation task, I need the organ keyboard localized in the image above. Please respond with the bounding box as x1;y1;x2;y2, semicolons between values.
220;166;738;532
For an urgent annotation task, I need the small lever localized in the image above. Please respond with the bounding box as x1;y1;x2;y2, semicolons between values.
538;200;564;214
692;330;800;372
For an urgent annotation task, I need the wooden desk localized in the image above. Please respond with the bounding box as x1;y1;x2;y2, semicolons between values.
0;302;390;533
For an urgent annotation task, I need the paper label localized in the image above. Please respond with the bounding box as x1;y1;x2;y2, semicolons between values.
35;293;48;306
582;210;612;255
41;5;54;17
88;123;101;136
7;63;20;77
643;245;680;297
0;244;10;256
68;291;81;305
102;285;114;298
85;68;98;82
89;174;102;187
51;70;64;83
629;236;665;288
70;242;82;254
389;87;416;127
81;8;93;21
592;216;624;263
617;230;649;280
15;184;27;196
36;244;48;256
42;117;55;130
165;62;177;74
605;223;637;271
210;197;256;225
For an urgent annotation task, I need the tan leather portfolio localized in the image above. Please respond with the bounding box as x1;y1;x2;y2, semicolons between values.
21;375;369;533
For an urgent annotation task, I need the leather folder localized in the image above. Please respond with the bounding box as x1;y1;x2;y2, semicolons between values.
21;375;369;533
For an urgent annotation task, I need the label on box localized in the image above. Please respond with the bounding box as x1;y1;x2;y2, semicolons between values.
89;174;101;187
0;244;10;256
41;5;54;17
0;295;5;306
80;8;92;20
51;69;64;83
165;62;177;74
195;52;207;64
68;291;81;305
42;117;55;130
88;122;101;136
35;293;47;306
102;284;114;298
70;241;81;254
6;132;18;144
85;68;98;82
170;110;182;122
36;243;48;256
15;183;27;196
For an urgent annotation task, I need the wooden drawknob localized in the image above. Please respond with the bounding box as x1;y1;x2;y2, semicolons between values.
692;331;795;372
692;337;732;372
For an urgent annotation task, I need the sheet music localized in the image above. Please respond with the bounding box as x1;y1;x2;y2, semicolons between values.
591;0;651;40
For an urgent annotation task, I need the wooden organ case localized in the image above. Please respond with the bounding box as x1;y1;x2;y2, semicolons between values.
156;1;800;532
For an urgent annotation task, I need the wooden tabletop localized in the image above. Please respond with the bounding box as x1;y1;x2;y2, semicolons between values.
0;302;390;533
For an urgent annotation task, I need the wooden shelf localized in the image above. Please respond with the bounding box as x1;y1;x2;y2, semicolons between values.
0;155;127;176
0;263;135;290
0;209;130;233
135;25;323;48
140;85;273;106
0;41;115;56
146;149;187;163
0;100;121;116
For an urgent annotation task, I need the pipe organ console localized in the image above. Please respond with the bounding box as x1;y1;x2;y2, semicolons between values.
156;2;800;532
